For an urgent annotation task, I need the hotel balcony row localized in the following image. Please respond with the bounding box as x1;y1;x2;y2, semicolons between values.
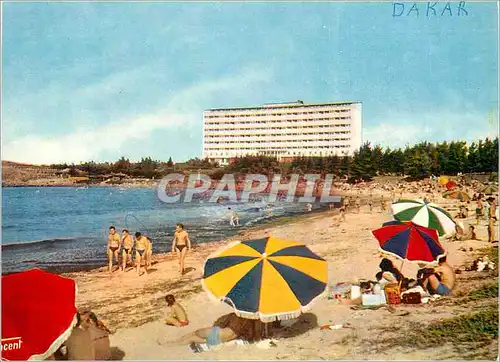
203;137;353;145
203;132;352;140
204;143;353;151
203;115;352;125
203;107;351;119
204;122;353;132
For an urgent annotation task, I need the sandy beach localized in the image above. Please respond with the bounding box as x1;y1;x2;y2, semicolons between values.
63;189;498;360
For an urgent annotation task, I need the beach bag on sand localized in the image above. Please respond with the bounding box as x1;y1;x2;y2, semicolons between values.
401;292;421;304
384;283;401;305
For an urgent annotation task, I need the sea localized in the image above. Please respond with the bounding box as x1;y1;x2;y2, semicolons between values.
1;186;332;274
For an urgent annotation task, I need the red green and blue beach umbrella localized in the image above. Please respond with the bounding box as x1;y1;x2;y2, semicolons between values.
391;199;456;237
372;220;446;264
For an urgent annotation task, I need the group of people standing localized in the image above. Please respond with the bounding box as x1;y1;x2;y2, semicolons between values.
107;226;152;276
107;222;193;276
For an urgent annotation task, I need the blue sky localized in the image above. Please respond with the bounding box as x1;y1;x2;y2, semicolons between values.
2;1;498;164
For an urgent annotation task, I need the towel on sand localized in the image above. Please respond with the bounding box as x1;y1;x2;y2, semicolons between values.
189;339;277;353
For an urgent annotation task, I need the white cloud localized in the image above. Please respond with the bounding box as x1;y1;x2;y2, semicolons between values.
364;110;498;149
2;66;273;165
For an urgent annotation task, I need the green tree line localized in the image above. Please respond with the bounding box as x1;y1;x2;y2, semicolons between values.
49;137;498;181
225;137;498;181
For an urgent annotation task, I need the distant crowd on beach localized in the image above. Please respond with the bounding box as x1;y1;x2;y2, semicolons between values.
329;178;498;243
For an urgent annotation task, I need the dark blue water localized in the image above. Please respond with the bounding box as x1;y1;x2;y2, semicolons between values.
1;186;323;274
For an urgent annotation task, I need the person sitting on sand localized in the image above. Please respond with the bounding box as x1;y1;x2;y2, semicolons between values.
135;232;149;276
463;225;478;241
107;226;121;273
420;256;456;296
65;313;95;360
121;229;134;271
173;313;261;347
378;258;404;283
164;294;189;327
449;222;465;241
81;311;111;361
172;223;192;275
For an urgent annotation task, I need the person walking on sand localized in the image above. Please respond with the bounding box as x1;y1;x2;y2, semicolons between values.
368;198;373;213
164;294;189;327
135;232;149;276
107;226;121;273
172;223;192;275
121;229;134;271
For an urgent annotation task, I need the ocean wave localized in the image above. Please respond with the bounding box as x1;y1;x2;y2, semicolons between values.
1;237;76;249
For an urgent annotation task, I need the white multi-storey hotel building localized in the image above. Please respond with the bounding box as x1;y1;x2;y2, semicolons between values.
203;100;362;166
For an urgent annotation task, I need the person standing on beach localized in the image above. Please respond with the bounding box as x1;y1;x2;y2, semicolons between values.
368;198;373;213
487;198;497;243
107;226;121;273
135;232;149;276
344;197;351;213
354;197;361;214
172;223;192;275
380;198;387;213
338;199;347;222
121;229;134;271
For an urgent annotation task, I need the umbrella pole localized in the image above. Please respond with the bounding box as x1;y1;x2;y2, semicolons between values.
399;260;405;289
264;323;269;339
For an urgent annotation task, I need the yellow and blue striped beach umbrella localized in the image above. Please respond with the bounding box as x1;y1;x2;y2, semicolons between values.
202;236;328;322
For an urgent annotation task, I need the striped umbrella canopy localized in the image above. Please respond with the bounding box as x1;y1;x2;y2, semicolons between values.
391;199;456;237
202;236;327;322
443;190;471;202
481;184;498;195
445;181;457;190
372;221;446;264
